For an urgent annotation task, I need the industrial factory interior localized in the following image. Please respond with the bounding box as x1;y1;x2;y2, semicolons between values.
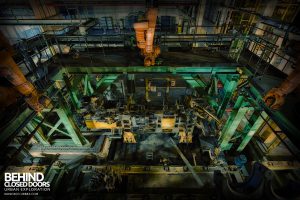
1;0;300;199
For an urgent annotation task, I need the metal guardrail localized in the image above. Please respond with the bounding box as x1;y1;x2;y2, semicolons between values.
0;19;88;25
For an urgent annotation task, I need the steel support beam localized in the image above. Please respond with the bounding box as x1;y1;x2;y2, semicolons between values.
63;75;81;109
182;75;206;88
83;74;94;96
83;75;89;96
219;96;250;151
217;75;239;118
55;108;87;146
96;75;117;88
208;73;218;96
26;122;50;146
96;74;119;92
47;119;63;137
237;111;267;151
62;66;239;74
33;118;69;137
169;138;204;187
35;109;87;146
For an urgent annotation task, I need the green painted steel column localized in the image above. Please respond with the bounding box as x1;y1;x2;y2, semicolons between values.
208;97;219;110
88;79;94;95
217;75;239;118
182;74;206;97
237;111;267;151
45;119;63;138
56;108;87;146
208;72;217;96
26;122;50;146
83;74;95;96
33;118;70;138
63;74;80;109
219;96;249;151
96;74;119;92
83;75;89;96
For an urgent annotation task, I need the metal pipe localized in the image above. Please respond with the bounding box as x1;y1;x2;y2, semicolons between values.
199;107;220;124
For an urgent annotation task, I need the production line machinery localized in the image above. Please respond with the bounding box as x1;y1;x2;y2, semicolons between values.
1;58;300;199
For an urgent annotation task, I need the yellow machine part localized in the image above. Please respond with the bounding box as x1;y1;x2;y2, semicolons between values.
123;131;136;143
179;131;193;143
161;118;176;129
85;120;117;129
